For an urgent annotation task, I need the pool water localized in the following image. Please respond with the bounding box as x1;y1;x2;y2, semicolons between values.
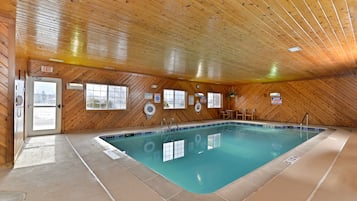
103;124;320;194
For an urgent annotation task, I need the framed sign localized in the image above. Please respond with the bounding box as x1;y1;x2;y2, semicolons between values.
200;96;207;104
154;93;161;103
144;93;153;100
188;95;194;105
271;96;282;105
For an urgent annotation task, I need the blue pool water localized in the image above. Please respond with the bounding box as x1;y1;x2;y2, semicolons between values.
102;123;321;194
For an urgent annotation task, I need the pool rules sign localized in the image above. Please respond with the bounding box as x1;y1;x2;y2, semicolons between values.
270;92;282;105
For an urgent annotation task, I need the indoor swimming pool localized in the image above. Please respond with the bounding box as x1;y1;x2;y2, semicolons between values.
101;122;323;194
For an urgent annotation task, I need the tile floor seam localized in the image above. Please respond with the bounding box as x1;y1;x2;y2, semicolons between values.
214;192;229;201
139;175;181;201
141;174;158;183
165;189;183;201
64;136;116;201
242;134;333;201
305;133;350;201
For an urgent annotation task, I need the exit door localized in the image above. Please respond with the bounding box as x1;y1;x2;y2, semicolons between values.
28;77;62;136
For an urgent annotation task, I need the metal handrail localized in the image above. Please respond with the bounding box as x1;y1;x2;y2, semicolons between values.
169;117;179;131
161;117;167;131
161;117;179;131
299;112;309;131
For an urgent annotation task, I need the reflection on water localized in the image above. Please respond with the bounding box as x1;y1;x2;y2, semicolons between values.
208;133;221;150
163;140;185;162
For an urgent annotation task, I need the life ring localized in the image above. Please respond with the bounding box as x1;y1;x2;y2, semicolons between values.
144;102;156;119
144;141;155;153
195;102;202;113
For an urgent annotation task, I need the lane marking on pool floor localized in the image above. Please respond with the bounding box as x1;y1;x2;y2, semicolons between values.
65;136;116;201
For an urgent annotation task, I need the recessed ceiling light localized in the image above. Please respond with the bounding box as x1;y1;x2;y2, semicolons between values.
288;46;302;52
49;58;64;62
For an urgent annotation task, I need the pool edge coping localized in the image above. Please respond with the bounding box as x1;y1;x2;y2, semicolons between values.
93;120;334;200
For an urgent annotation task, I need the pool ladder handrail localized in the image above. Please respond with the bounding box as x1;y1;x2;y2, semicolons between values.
161;117;167;131
169;117;179;131
299;112;309;129
299;112;309;139
161;117;179;131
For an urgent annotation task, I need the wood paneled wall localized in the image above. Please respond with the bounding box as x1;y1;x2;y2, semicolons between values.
28;60;230;133
233;73;357;127
0;15;15;166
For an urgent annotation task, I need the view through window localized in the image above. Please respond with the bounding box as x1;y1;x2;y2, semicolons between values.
86;83;128;110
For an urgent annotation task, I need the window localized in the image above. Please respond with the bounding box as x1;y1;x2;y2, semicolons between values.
207;92;222;108
86;83;128;110
163;89;186;109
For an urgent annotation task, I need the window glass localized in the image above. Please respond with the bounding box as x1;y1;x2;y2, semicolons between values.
163;89;186;109
86;83;128;110
108;85;127;109
207;92;222;108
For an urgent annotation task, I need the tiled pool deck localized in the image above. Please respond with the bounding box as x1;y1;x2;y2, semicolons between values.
0;120;356;201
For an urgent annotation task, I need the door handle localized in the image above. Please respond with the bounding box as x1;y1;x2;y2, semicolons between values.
57;104;61;109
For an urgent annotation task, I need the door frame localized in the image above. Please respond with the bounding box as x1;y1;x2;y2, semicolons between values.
27;77;62;136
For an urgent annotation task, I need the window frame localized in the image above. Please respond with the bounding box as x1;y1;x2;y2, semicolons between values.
207;92;222;109
163;89;187;110
85;83;128;111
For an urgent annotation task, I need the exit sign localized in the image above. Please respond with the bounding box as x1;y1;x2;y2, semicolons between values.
41;65;53;73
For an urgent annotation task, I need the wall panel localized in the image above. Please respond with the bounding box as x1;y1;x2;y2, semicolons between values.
28;60;229;133
234;74;357;127
0;15;15;166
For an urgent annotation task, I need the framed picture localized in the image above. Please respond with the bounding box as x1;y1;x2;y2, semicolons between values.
200;96;207;104
144;93;153;100
188;95;194;105
154;93;161;103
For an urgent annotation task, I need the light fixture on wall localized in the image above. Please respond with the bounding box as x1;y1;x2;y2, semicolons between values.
269;92;280;97
151;84;158;89
195;92;204;97
66;83;83;90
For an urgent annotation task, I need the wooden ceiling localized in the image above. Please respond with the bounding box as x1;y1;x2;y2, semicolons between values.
10;0;357;84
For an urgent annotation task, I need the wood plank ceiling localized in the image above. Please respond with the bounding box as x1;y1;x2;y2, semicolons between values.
14;0;357;84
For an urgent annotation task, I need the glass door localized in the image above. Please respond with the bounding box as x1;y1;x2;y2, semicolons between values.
28;77;62;136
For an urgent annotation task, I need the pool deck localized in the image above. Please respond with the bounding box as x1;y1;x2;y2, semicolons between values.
0;120;356;201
